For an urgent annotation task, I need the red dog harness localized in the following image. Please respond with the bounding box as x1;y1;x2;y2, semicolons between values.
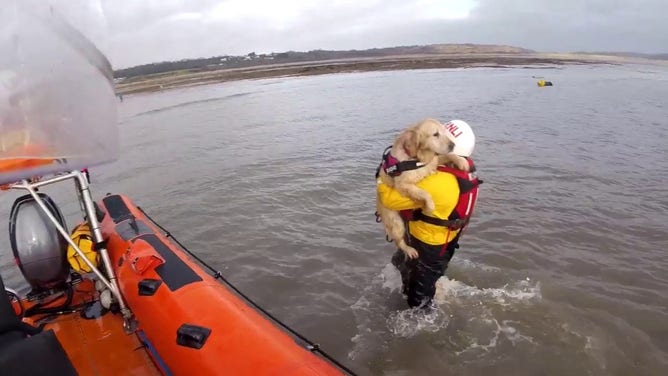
376;146;424;178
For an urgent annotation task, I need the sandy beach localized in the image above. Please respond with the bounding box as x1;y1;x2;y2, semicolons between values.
113;52;656;95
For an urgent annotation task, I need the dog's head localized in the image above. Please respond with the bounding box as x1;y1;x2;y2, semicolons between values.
401;118;456;162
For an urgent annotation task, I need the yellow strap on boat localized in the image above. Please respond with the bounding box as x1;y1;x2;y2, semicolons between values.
66;223;99;273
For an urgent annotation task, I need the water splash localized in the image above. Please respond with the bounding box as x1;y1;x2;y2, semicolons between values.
454;317;536;355
387;306;450;337
350;261;542;359
434;276;542;307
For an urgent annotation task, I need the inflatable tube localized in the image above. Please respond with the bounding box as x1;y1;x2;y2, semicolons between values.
98;194;342;376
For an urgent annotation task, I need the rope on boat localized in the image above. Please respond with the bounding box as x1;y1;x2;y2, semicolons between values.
137;206;359;376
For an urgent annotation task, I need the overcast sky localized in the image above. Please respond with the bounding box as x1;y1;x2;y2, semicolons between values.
50;0;668;68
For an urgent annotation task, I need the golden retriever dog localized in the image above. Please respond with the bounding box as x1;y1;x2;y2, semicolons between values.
376;118;468;259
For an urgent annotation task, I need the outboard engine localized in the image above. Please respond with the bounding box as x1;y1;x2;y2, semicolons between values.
9;193;70;294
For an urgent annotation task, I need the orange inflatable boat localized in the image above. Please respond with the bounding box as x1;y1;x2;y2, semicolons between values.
1;176;351;376
97;194;344;375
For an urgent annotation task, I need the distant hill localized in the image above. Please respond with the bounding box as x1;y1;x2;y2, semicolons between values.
113;43;534;79
574;51;668;60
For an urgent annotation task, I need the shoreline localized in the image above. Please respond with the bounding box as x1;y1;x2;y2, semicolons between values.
113;53;655;96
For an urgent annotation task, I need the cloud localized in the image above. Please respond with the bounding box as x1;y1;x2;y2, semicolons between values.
461;0;668;53
44;0;668;68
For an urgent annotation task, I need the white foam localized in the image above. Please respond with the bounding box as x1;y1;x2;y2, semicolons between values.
350;263;542;356
561;323;607;370
387;307;450;338
380;263;403;292
455;318;534;355
380;260;542;306
457;258;501;272
434;276;542;306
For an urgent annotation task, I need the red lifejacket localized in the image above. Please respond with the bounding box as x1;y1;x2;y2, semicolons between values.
400;158;482;231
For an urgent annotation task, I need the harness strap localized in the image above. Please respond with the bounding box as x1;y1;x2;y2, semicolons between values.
375;146;393;179
375;145;425;178
388;160;423;176
412;210;468;230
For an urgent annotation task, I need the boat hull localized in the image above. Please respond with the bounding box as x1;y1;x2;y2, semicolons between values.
98;194;342;376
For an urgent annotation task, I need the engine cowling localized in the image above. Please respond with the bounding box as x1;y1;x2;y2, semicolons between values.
9;193;69;292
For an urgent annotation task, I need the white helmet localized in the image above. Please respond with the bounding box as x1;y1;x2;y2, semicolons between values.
443;119;475;157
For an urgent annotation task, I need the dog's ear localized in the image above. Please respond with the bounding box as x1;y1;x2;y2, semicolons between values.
415;126;429;150
402;129;418;157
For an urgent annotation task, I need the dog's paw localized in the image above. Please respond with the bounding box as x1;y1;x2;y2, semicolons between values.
403;247;419;259
453;156;470;171
423;200;436;215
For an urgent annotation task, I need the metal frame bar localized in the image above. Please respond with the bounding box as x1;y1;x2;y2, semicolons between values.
10;171;134;329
